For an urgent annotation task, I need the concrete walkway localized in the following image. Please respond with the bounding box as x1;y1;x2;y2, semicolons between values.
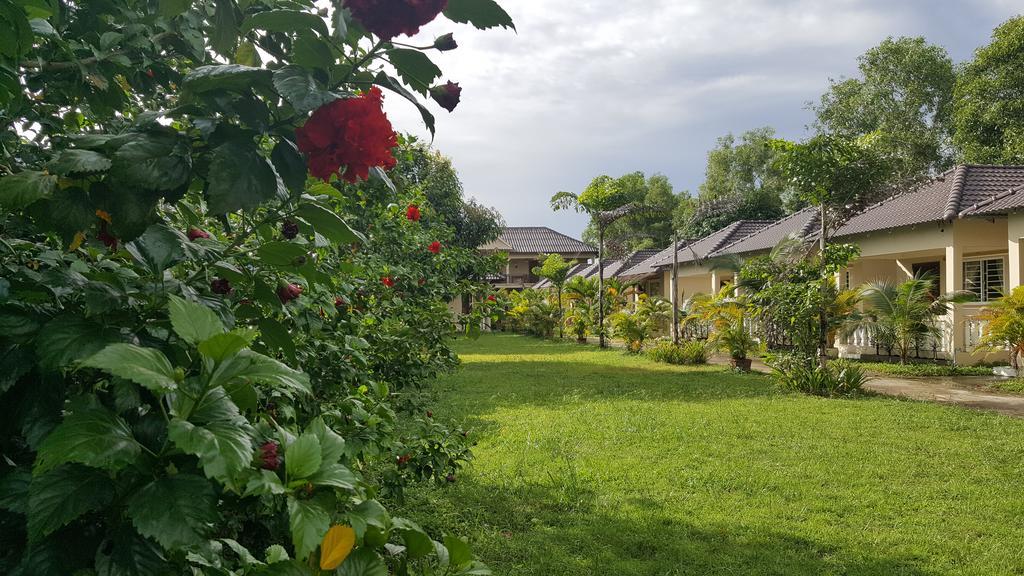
707;355;1024;418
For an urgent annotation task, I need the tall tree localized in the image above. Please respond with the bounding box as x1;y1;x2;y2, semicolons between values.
814;37;955;185
953;16;1024;164
678;127;787;238
582;172;680;257
532;253;575;339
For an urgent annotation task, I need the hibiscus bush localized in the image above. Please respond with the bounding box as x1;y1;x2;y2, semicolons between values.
0;0;512;574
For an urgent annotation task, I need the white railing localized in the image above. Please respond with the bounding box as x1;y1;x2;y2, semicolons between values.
840;325;949;357
965;317;988;349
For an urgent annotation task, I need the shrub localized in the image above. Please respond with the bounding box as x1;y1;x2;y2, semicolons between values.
768;354;868;396
648;341;707;365
851;361;991;377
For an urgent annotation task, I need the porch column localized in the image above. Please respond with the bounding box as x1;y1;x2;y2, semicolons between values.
944;243;965;361
1008;214;1024;290
710;270;719;293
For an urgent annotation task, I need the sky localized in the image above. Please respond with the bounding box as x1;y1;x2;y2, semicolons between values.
383;0;1022;239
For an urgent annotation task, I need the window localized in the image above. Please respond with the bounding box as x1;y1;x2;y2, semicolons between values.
963;258;1004;302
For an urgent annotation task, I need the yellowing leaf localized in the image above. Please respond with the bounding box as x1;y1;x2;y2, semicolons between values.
95;209;112;223
68;231;86;251
319;524;356;570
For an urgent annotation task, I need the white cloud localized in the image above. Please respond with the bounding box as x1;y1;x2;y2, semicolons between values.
381;0;1021;238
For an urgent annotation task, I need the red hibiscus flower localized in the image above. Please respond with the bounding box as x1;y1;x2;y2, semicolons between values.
259;441;281;470
428;241;442;254
406;204;421;221
211;278;233;295
382;276;395;288
187;227;210;241
430;81;461;112
346;0;448;40
295;88;398;183
277;282;303;303
487;294;496;302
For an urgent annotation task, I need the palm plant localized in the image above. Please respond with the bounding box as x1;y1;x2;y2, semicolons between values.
532;253;575;339
858;274;971;364
564;276;598;343
976;286;1024;370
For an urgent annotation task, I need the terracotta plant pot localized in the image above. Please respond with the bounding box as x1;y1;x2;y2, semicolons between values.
731;357;752;372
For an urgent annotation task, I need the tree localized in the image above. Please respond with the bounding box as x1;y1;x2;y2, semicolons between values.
771;134;891;365
678;127;788;237
976;286;1024;370
552;175;640;348
563;276;599;343
532;253;575;338
814;37;956;185
860;276;970;364
953;16;1024;164
582;172;681;257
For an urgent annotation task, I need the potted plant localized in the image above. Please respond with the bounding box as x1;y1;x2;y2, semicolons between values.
715;319;759;371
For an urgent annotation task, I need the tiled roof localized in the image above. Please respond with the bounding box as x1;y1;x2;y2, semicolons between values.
615;249;662;278
643;220;775;270
710;208;820;256
836;165;1024;237
495;227;596;255
959;182;1024;217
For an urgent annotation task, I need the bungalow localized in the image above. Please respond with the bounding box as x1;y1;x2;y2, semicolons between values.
479;226;597;289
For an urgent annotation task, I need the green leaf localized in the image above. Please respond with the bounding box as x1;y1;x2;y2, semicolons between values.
168;294;225;345
374;72;434;137
41;186;95;244
35;316;120;373
126;222;186;274
443;0;515;31
127;474;219;549
182;64;273;94
444;535;473;568
296;203;363;245
159;0;192;18
168;388;255;490
392;518;433;559
287;496;330;561
80;343;177;393
27;464;114;542
254;559;309;575
94;526;168;576
212;0;239;56
265;544;290;564
257;317;296;360
308;417;345;464
109;133;192;191
387;49;441;96
347;499;389;539
197;330;255;362
34;406;141;474
47;149;112;175
257;240;308;266
91;183;161;242
235;41;261;66
0;170;58;209
241;9;329;37
0;1;33;57
285;432;321;480
337;548;387;576
294;34;334;71
273;65;340;114
307;463;357;490
206;139;280;214
0;467;30;513
209;349;311;397
271;139;307;194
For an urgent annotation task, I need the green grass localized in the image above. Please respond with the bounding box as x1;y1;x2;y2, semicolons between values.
990;378;1024;394
850;360;993;377
404;334;1024;576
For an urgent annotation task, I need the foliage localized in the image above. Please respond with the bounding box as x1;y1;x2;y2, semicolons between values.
953;15;1024;164
677;127;788;237
532;253;575;339
647;340;707;365
610;296;671;353
686;284;758;361
581;172;681;258
504;289;558;338
976;285;1024;370
813;36;956;185
768;354;868;397
850;361;991;378
0;0;511;574
858;275;971;364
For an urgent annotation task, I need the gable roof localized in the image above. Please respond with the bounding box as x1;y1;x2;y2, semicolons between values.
641;220;775;271
959;182;1024;217
707;209;820;257
836;165;1024;237
616;249;663;278
490;227;596;255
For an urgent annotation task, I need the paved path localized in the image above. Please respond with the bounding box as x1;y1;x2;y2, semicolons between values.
705;355;1024;418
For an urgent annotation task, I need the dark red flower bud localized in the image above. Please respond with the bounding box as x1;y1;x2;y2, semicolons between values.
427;241;442;254
211;278;233;295
397;454;411;466
446;473;456;483
281;219;299;239
418;277;426;286
382;276;395;288
97;221;118;250
430;81;461;113
406;204;421;222
187;227;210;241
346;0;447;40
487;295;496;302
145;68;154;78
426;410;433;418
335;296;347;308
277;282;303;303
259;441;281;470
434;33;457;51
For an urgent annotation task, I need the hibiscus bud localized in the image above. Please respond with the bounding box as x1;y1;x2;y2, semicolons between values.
434;33;457;51
145;68;154;78
487;295;496;302
187;227;210;241
446;473;456;483
211;278;233;295
406;204;421;222
430;81;461;112
259;441;281;470
381;276;395;288
427;241;442;254
281;219;299;240
426;410;433;418
418;277;426;286
397;454;411;466
335;296;347;308
277;282;303;303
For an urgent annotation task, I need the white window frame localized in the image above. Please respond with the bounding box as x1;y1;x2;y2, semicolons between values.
963;255;1006;303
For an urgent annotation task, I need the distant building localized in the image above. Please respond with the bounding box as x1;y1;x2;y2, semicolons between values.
479;226;597;289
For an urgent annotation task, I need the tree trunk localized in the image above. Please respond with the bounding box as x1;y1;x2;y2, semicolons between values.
598;226;606;349
557;286;563;339
671;233;680;345
818;203;829;369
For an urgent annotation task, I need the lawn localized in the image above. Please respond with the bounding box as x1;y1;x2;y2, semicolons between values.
403;334;1024;576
